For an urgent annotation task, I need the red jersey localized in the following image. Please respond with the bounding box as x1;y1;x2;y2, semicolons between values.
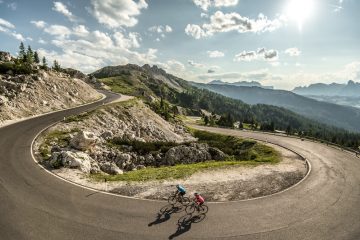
195;195;205;204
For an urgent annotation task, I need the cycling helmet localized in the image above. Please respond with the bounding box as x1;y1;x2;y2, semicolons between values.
194;192;199;196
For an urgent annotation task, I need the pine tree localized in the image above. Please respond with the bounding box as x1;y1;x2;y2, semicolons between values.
53;60;61;71
34;51;40;64
19;42;26;61
26;45;34;64
42;56;48;69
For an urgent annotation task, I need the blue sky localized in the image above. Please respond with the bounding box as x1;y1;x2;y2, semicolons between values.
0;0;359;89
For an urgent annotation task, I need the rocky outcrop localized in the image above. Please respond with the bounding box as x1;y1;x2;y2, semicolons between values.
99;162;123;175
70;131;98;151
163;143;226;165
0;70;102;126
50;151;93;173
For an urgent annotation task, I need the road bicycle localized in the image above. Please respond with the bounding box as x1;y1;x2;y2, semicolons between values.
185;199;208;214
168;191;190;205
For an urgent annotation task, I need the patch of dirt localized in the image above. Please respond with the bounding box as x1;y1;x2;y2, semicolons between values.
51;142;308;201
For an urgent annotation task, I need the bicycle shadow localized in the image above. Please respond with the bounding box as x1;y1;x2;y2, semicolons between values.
148;204;184;227
168;213;207;239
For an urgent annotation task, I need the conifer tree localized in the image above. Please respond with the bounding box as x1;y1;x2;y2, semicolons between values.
42;56;48;69
19;42;26;61
34;51;40;64
53;60;61;71
26;45;34;64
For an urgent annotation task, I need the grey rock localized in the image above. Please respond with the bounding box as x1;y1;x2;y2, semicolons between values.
100;131;113;140
70;131;98;151
100;162;123;175
61;151;92;173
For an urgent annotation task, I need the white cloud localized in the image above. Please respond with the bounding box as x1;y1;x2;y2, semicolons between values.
188;60;205;68
198;68;270;82
148;25;163;33
31;20;46;28
148;25;172;33
207;50;224;58
90;0;148;28
193;0;211;11
165;25;172;33
201;13;208;18
39;25;159;73
72;25;89;37
53;2;77;22
234;48;278;62
196;61;360;90
113;31;141;49
148;25;172;40
185;11;286;39
165;60;186;73
44;25;72;39
185;24;207;39
11;32;25;41
213;0;238;7
192;0;238;11
0;19;25;41
285;47;301;56
38;38;47;44
0;18;15;29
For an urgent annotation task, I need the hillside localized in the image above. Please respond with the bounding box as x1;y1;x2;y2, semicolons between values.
293;80;360;97
0;66;102;126
192;83;360;132
207;80;274;89
91;64;360;150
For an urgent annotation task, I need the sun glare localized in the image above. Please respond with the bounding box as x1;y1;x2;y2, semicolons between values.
285;0;315;31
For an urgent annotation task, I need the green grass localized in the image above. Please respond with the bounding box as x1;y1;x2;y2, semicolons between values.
99;76;148;96
191;129;279;162
64;111;93;123
91;160;264;182
98;129;280;182
39;129;78;160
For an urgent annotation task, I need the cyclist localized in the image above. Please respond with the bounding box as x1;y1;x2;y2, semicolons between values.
176;184;186;197
194;192;205;210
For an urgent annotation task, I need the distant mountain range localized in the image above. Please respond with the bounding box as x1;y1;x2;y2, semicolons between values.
292;80;360;97
192;82;360;132
208;80;274;89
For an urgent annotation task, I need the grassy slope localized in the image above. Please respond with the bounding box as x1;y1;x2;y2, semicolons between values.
93;130;280;182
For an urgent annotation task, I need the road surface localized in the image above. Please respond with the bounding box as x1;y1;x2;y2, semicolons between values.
1;93;360;239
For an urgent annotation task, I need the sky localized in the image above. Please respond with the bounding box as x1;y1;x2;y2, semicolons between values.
0;0;360;90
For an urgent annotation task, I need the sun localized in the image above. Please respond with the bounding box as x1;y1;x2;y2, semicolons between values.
285;0;316;31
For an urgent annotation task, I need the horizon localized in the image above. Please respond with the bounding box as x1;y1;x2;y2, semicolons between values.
1;0;360;90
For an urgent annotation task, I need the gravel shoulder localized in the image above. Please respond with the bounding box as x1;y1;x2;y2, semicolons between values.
50;142;307;202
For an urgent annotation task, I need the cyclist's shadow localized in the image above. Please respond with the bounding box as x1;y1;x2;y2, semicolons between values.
168;213;206;239
148;204;183;227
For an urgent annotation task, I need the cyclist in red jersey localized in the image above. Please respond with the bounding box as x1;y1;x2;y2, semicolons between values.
194;192;205;207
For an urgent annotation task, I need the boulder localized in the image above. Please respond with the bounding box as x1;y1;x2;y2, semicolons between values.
70;131;98;151
90;161;101;174
208;147;226;160
100;131;113;140
100;162;123;175
61;151;92;173
50;152;63;168
164;145;211;166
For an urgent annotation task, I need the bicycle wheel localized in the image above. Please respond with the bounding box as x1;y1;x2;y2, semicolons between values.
185;204;196;214
181;197;190;205
198;204;209;214
168;195;177;205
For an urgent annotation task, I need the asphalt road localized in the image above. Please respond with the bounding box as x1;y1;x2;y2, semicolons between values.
1;93;360;240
